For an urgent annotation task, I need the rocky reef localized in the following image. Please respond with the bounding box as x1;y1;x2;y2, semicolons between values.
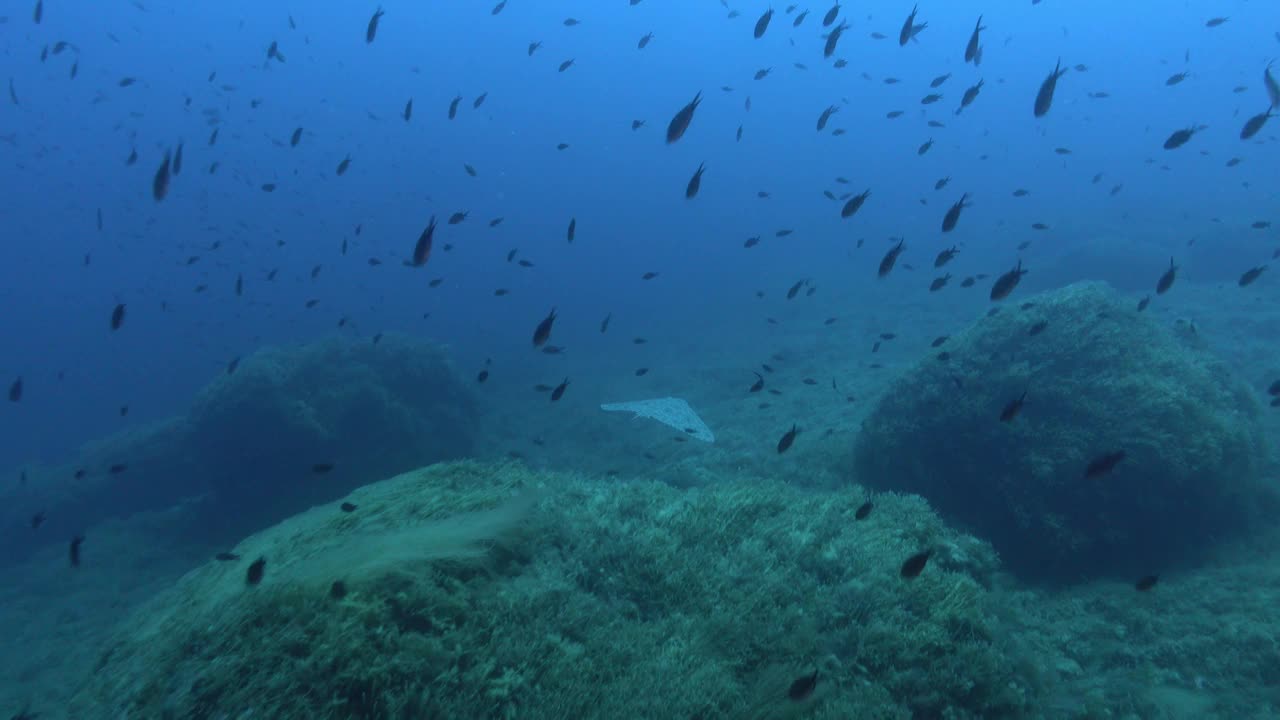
853;282;1275;583
71;460;1040;720
0;334;477;565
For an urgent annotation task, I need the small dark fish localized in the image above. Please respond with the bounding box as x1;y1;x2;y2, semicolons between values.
312;463;335;474
10;376;23;402
900;549;931;578
411;216;436;267
110;303;126;330
1239;266;1267;287
1205;17;1228;27
171;143;184;175
126;148;138;165
1156;258;1177;294
567;217;577;242
246;557;266;585
227;356;240;375
822;3;840;27
528;41;542;56
667;91;702;144
788;669;819;701
1083;450;1125;478
600;313;612;333
854;501;873;520
957;80;983;113
477;369;489;383
365;6;384;44
878;239;905;278
290;127;302;147
215;552;240;561
816;105;839;131
1028;320;1048;336
941;193;970;232
474;92;488;108
1134;575;1158;591
336;154;351;175
30;511;45;529
840;190;870;219
686;162;706;199
777;424;798;454
1240;109;1272;140
558;58;575;72
448;211;468;225
935;176;950;190
917;138;933;155
965;15;985;64
989;260;1027;301
823;21;848;59
638;33;653;49
340;502;357;513
749;372;764;392
550;378;570;402
533;308;557;347
1034;58;1067;117
1137;295;1151;312
1166;72;1190;86
999;391;1026;422
69;535;85;568
403;98;413;121
935;246;958;267
1163;125;1203;150
448;95;461;119
152;150;172;202
753;7;773;39
899;4;926;46
929;274;951;291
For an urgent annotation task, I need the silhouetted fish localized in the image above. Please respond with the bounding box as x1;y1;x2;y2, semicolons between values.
366;6;384;43
777;424;798;453
1083;450;1125;478
1034;59;1066;117
900;549;931;578
666;91;702;143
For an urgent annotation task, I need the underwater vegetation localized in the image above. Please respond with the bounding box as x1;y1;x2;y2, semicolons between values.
0;334;476;566
72;460;1042;720
854;282;1276;583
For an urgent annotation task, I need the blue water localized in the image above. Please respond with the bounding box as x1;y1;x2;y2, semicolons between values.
4;2;1280;717
2;0;1274;466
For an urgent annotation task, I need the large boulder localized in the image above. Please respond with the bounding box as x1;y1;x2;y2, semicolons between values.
853;282;1275;583
0;334;477;565
185;333;478;534
70;461;1041;719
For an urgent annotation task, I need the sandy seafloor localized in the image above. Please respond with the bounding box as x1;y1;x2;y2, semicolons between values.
2;270;1278;719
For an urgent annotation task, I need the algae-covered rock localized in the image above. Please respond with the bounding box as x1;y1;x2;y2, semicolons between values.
71;461;1042;720
0;334;476;566
853;282;1273;582
185;333;477;532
